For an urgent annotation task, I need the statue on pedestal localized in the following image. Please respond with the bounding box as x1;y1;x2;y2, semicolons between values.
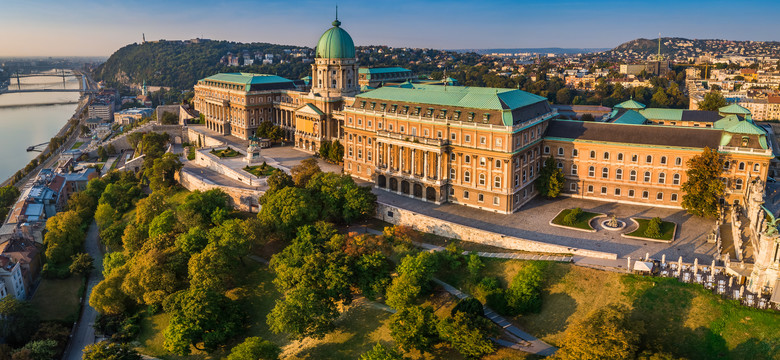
245;136;263;164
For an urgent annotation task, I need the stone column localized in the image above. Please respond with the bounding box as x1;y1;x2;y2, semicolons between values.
436;153;441;180
411;149;416;176
423;151;429;179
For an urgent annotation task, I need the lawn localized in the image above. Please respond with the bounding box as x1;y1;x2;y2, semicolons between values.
471;259;780;360
550;208;601;230
210;147;240;158
625;218;676;241
30;275;84;323
244;163;278;177
71;141;84;150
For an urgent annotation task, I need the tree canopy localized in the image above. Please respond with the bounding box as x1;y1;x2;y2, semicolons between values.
681;147;724;217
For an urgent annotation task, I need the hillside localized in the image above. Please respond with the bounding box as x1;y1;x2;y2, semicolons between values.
604;37;780;60
92;40;312;91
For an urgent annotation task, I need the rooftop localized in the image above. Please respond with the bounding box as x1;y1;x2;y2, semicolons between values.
359;67;412;74
201;73;294;86
546;120;723;149
356;83;548;111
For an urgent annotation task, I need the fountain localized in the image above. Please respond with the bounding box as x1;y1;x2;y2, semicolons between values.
601;214;626;231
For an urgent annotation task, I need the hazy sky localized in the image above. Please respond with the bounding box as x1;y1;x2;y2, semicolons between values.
2;0;779;57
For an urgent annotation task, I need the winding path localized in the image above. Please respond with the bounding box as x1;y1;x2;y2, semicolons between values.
63;221;104;360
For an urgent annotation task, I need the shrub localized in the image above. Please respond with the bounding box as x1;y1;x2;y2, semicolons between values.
644;217;663;238
451;297;484;318
563;207;583;226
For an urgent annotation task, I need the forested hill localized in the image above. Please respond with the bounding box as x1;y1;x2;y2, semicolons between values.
604;37;780;59
92;40;312;90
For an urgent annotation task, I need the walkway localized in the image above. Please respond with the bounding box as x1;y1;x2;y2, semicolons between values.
432;279;557;356
416;242;573;262
63;221;104;360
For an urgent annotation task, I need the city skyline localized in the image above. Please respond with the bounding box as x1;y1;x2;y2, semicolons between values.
2;0;780;57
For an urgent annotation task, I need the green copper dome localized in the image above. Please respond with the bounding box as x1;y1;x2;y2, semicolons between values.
315;20;355;59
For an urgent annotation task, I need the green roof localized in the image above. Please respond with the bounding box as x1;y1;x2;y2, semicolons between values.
612;110;647;125
360;85;375;91
357;83;547;111
638;108;683;121
299;103;324;116
316;20;355;59
614;99;646;110
202;73;293;85
713;114;742;130
359;67;411;74
719;103;751;115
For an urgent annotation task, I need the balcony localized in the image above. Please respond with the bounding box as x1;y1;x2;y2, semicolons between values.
719;145;773;156
376;130;448;147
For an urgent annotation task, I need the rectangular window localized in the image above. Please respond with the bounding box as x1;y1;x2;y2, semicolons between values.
493;196;499;205
601;186;607;195
478;193;484;202
628;189;635;198
463;190;469;199
465;135;471;143
614;188;621;196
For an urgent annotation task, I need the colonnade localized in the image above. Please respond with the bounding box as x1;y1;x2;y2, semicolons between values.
376;142;442;181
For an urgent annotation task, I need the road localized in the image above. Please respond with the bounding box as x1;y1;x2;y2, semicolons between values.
63;221;104;360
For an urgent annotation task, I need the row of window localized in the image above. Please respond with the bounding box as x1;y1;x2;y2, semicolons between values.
578;184;679;202
357;101;493;122
546;146;685;166
450;188;501;205
451;170;503;187
575;165;683;185
348;118;506;147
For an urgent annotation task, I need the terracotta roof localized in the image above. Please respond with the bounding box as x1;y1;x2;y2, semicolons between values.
545;120;722;148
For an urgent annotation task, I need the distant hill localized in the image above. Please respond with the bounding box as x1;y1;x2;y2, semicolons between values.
452;47;609;55
604;37;780;59
93;40;312;91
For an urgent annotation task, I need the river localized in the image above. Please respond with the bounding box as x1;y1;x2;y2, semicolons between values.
0;72;81;182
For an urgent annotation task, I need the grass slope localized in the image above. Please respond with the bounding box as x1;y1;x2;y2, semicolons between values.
30;276;83;322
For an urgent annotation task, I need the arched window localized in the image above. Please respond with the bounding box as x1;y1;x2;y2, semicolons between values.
723;161;730;170
588;166;595;177
754;163;760;172
602;167;609;178
660;156;667;165
642;190;649;199
464;171;471;183
675;157;682;166
739;162;745;171
657;192;664;200
646;155;653;164
465;155;471;164
617;153;624;161
479;173;486;185
557;161;564;169
644;171;651;182
557;147;564;156
616;168;623;180
590;150;596;159
658;172;666;184
496;159;501;168
736;178;743;190
673;173;681;185
494;176;502;188
630;170;637;181
544;146;550;154
571;164;578;175
603;152;610;160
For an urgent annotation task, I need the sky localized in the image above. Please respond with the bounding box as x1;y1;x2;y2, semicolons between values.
2;0;780;57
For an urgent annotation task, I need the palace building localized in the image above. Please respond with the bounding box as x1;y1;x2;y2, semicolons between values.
193;17;776;215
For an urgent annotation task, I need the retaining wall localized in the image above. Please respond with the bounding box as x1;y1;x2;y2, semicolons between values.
376;202;618;260
194;148;262;187
176;170;262;212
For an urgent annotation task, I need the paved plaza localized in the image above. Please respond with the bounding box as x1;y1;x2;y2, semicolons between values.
375;190;718;263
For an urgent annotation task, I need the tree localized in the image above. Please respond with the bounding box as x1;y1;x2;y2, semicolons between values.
563;207;582;226
146;153;183;191
0;297;39;346
69;253;94;275
505;261;545;315
359;343;403;360
102;252;127;277
163;288;243;355
175;226;208;254
43;210;85;265
258;187;319;238
94;203;118;230
267;286;339;340
90;269;132;315
385;252;437;309
556;88;572;104
176;189;230;229
97;146;108;162
644;217;662;238
160;111;179;125
148;209;176;238
290;158;321;187
466;252;484;279
436;312;495;358
389;305;439;353
681;147;724;217
17;339;58;360
134;191;168;226
319;140;331;159
122;243;187;306
265;169;294;195
554;304;641;360
82;341;142;360
328;140;345;163
579;113;595;122
451;297;484;319
354;251;391;301
698;91;727;111
536;156;565;198
306;172;377;224
650;87;670;108
226;337;280;360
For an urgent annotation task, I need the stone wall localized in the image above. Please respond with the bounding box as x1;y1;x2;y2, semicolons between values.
187;127;225;148
376;202;618;260
176;170;262;212
193;148;263;187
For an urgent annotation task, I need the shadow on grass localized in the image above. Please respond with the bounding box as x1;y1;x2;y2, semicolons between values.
625;276;729;360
